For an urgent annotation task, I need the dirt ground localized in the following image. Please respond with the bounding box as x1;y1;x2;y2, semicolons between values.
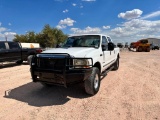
0;50;160;120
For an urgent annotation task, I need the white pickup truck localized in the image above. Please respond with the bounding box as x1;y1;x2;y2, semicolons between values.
29;34;120;95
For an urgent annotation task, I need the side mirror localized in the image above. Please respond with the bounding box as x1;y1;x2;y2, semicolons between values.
108;42;114;51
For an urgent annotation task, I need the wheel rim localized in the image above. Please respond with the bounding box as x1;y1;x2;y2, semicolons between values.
94;74;99;89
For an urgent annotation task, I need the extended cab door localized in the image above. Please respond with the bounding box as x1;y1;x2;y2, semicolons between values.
7;42;22;61
101;36;113;70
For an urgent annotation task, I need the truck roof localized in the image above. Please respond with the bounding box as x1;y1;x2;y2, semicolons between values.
69;34;110;37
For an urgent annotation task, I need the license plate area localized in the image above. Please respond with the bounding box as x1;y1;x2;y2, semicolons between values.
35;72;54;79
35;72;65;84
40;72;54;79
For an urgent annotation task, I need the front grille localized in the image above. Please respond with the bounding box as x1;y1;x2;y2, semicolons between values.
37;58;65;70
37;58;73;70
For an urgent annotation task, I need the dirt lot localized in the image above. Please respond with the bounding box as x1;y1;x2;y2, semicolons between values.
0;50;160;120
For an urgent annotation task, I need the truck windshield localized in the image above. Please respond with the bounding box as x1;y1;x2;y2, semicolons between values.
63;35;100;48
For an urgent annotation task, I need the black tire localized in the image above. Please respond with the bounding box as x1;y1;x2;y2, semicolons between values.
112;57;119;70
84;67;100;95
16;60;23;64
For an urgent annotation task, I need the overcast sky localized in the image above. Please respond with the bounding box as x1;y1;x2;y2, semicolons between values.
0;0;160;43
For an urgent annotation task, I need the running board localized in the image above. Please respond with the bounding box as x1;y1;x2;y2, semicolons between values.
101;66;114;77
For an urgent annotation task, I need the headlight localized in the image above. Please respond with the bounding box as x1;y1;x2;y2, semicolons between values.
73;59;91;68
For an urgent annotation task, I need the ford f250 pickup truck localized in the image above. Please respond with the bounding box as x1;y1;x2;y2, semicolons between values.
29;34;120;95
0;41;42;64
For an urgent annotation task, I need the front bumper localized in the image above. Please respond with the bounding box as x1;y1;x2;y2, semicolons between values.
32;69;92;87
30;53;93;87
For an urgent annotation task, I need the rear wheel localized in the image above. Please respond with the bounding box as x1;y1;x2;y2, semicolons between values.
84;67;100;95
113;57;119;70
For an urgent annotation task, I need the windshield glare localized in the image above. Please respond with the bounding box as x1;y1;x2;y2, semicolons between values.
63;35;100;48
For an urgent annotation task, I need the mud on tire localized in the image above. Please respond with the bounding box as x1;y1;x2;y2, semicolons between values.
84;67;100;95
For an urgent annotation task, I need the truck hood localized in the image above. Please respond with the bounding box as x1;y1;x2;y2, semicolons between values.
42;47;96;57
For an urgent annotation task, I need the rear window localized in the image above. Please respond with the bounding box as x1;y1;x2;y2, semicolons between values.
8;42;20;49
0;42;6;50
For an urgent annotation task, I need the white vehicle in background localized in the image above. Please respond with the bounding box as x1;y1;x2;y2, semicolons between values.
29;34;120;95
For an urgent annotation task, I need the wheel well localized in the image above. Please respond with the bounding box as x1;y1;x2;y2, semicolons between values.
93;62;101;72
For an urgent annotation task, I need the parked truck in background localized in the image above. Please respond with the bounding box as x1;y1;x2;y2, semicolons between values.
29;34;120;95
150;44;159;50
129;39;150;52
0;41;42;64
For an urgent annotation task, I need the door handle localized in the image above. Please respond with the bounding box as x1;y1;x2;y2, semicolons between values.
100;54;103;56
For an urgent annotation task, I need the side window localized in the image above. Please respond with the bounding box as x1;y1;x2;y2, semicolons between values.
102;36;108;45
8;42;20;49
102;36;108;51
0;42;6;50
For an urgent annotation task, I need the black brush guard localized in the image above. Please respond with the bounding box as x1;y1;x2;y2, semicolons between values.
30;53;93;87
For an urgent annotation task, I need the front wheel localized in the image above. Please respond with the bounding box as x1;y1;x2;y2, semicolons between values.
84;67;100;95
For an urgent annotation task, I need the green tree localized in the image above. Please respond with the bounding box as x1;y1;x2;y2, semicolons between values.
26;31;37;43
13;24;68;48
41;24;56;47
